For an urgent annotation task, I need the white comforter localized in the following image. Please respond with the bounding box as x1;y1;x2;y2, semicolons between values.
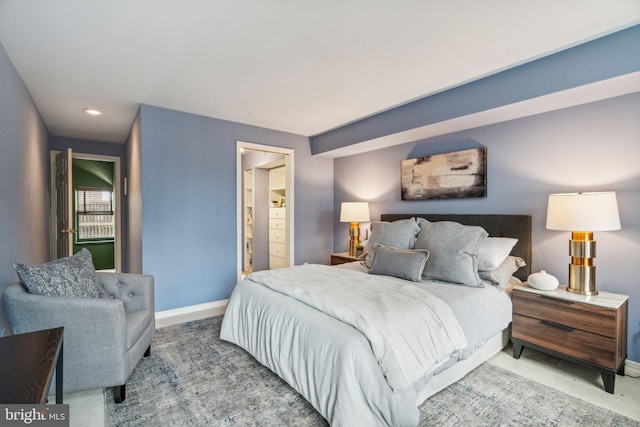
247;264;467;392
221;264;501;426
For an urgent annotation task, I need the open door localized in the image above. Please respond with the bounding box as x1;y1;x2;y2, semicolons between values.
55;148;74;258
236;141;294;281
50;150;122;269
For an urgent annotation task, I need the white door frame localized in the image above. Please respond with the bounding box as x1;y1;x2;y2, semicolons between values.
236;141;295;281
49;151;122;271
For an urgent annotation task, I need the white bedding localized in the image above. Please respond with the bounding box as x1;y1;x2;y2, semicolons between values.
248;264;467;392
220;263;512;427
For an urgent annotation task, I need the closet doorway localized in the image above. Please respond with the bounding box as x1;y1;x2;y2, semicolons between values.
236;141;294;281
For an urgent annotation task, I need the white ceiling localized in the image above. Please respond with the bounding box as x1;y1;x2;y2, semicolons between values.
1;1;639;144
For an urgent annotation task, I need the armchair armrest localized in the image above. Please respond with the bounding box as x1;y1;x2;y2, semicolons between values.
3;284;129;386
98;272;154;313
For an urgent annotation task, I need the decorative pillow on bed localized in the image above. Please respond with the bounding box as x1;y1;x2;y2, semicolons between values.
364;218;420;268
479;255;526;288
368;243;429;282
13;248;105;298
415;220;488;287
477;237;518;270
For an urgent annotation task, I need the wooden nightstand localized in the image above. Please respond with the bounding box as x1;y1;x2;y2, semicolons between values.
330;252;359;265
511;284;628;393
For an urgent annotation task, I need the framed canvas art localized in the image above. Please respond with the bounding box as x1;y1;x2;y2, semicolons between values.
401;147;487;200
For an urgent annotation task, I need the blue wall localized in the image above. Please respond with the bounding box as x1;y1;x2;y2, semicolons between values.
333;93;640;362
0;41;50;334
138;105;333;311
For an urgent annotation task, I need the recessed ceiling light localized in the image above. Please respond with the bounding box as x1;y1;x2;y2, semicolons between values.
83;108;102;116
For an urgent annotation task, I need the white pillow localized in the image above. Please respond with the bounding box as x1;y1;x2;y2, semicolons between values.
477;237;518;270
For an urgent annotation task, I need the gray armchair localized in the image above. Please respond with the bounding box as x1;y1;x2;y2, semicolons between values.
3;272;155;403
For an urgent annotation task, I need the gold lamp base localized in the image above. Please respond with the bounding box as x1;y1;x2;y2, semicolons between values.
566;231;598;295
348;222;361;257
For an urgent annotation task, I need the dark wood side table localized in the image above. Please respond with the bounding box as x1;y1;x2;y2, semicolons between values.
0;327;64;404
512;285;627;393
330;252;359;265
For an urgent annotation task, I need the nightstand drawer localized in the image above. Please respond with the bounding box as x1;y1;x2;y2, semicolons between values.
512;289;616;338
511;286;628;394
512;314;616;369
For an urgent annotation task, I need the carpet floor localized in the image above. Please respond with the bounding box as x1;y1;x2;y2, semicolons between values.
106;316;639;426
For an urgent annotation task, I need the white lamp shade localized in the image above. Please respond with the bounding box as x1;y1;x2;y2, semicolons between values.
340;202;370;222
546;192;621;231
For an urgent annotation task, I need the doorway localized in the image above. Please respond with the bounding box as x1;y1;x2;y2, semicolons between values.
236;141;294;281
50;151;122;271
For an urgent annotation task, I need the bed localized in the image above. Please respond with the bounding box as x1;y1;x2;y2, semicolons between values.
220;213;531;426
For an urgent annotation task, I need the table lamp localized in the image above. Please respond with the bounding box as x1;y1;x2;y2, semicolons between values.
340;202;370;257
546;192;620;295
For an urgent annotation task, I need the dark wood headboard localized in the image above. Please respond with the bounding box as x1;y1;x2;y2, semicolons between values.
380;213;532;281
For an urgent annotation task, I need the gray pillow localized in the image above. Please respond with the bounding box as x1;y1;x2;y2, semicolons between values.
365;218;420;268
480;256;526;288
13;248;105;298
415;220;488;287
369;243;429;282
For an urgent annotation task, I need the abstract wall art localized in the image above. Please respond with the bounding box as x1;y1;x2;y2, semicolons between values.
401;147;487;200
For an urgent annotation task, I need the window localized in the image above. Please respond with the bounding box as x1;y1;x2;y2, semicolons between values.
75;187;115;241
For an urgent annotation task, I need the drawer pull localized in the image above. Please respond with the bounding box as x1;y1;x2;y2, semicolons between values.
541;320;574;332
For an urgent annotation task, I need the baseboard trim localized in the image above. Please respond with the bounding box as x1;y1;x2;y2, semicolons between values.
626;359;640;378
155;299;228;321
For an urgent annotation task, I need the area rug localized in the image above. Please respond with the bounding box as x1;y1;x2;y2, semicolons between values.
106;316;639;426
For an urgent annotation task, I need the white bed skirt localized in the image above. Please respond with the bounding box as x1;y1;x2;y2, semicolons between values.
416;327;511;404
